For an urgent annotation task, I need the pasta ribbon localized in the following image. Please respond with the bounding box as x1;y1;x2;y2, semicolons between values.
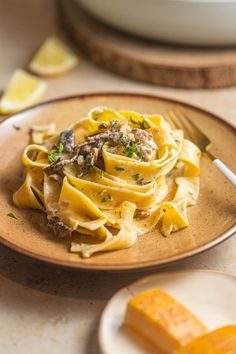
179;139;201;176
31;123;57;144
13;168;44;210
22;144;49;168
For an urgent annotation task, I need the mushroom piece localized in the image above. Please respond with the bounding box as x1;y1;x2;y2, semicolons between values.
59;129;75;153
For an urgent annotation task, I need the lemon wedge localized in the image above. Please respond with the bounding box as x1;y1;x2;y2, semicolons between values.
29;36;78;77
0;69;47;114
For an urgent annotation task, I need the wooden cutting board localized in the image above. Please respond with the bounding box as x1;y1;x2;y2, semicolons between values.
58;0;236;89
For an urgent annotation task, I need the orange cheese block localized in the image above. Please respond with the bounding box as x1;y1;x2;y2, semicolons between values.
174;326;236;354
124;288;206;354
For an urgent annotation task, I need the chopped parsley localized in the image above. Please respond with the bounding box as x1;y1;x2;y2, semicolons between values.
120;136;128;145
137;151;143;161
140;117;151;130
123;143;136;158
111;120;119;128
130;117;138;125
175;139;180;144
101;195;111;203
88;163;94;173
13;125;21;131
7;212;17;219
99;170;105;177
188;190;194;196
119;210;122;218
115;166;125;171
48;143;63;164
121;134;145;160
130;116;150;130
104;141;111;148
132;173;140;181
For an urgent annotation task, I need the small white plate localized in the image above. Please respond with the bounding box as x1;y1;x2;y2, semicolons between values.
99;270;236;354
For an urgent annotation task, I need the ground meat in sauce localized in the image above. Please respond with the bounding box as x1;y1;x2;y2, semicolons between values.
137;178;150;186
44;120;157;177
47;216;72;238
134;210;151;218
44;119;157;238
44;156;67;175
132;129;155;147
98;122;109;129
131;129;157;161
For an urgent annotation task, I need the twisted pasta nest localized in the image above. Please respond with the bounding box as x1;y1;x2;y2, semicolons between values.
13;107;201;258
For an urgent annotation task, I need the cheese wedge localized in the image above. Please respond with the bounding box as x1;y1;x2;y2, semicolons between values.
174;326;236;354
124;288;206;353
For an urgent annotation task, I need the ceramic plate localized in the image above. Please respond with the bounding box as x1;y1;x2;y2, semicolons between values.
99;270;236;354
0;93;235;270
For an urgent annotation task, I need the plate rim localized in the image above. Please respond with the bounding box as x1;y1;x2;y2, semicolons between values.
0;92;235;271
98;269;236;354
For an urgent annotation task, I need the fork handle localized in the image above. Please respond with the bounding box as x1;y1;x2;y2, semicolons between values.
213;159;236;188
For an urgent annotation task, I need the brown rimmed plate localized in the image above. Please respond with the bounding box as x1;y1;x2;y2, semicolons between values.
0;93;235;271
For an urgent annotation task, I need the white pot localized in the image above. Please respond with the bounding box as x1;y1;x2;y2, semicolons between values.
76;0;236;46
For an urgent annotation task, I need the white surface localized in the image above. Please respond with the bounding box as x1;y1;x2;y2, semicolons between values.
213;159;236;188
0;1;236;354
99;271;236;354
77;0;236;46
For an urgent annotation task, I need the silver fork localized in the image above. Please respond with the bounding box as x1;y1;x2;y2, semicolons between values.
165;110;236;188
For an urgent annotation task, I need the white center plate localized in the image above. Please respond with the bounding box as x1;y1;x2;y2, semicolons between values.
99;270;236;354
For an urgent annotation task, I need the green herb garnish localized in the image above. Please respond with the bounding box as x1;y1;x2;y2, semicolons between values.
124;143;136;158
132;173;140;181
7;212;17;219
130;117;138;125
188;190;194;196
130;115;151;129
99;170;105;177
48;143;63;164
119;210;122;218
111;120;119;128
120;136;128;145
137;151;143;160
141;117;151;130
175;139;180;144
115;166;125;171
88;162;94;173
104;141;111;148
13;125;21;131
101;195;111;203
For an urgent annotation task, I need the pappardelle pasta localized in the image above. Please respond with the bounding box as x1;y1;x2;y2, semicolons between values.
13;107;201;258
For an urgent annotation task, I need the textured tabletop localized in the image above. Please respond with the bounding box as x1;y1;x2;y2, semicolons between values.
0;1;235;353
